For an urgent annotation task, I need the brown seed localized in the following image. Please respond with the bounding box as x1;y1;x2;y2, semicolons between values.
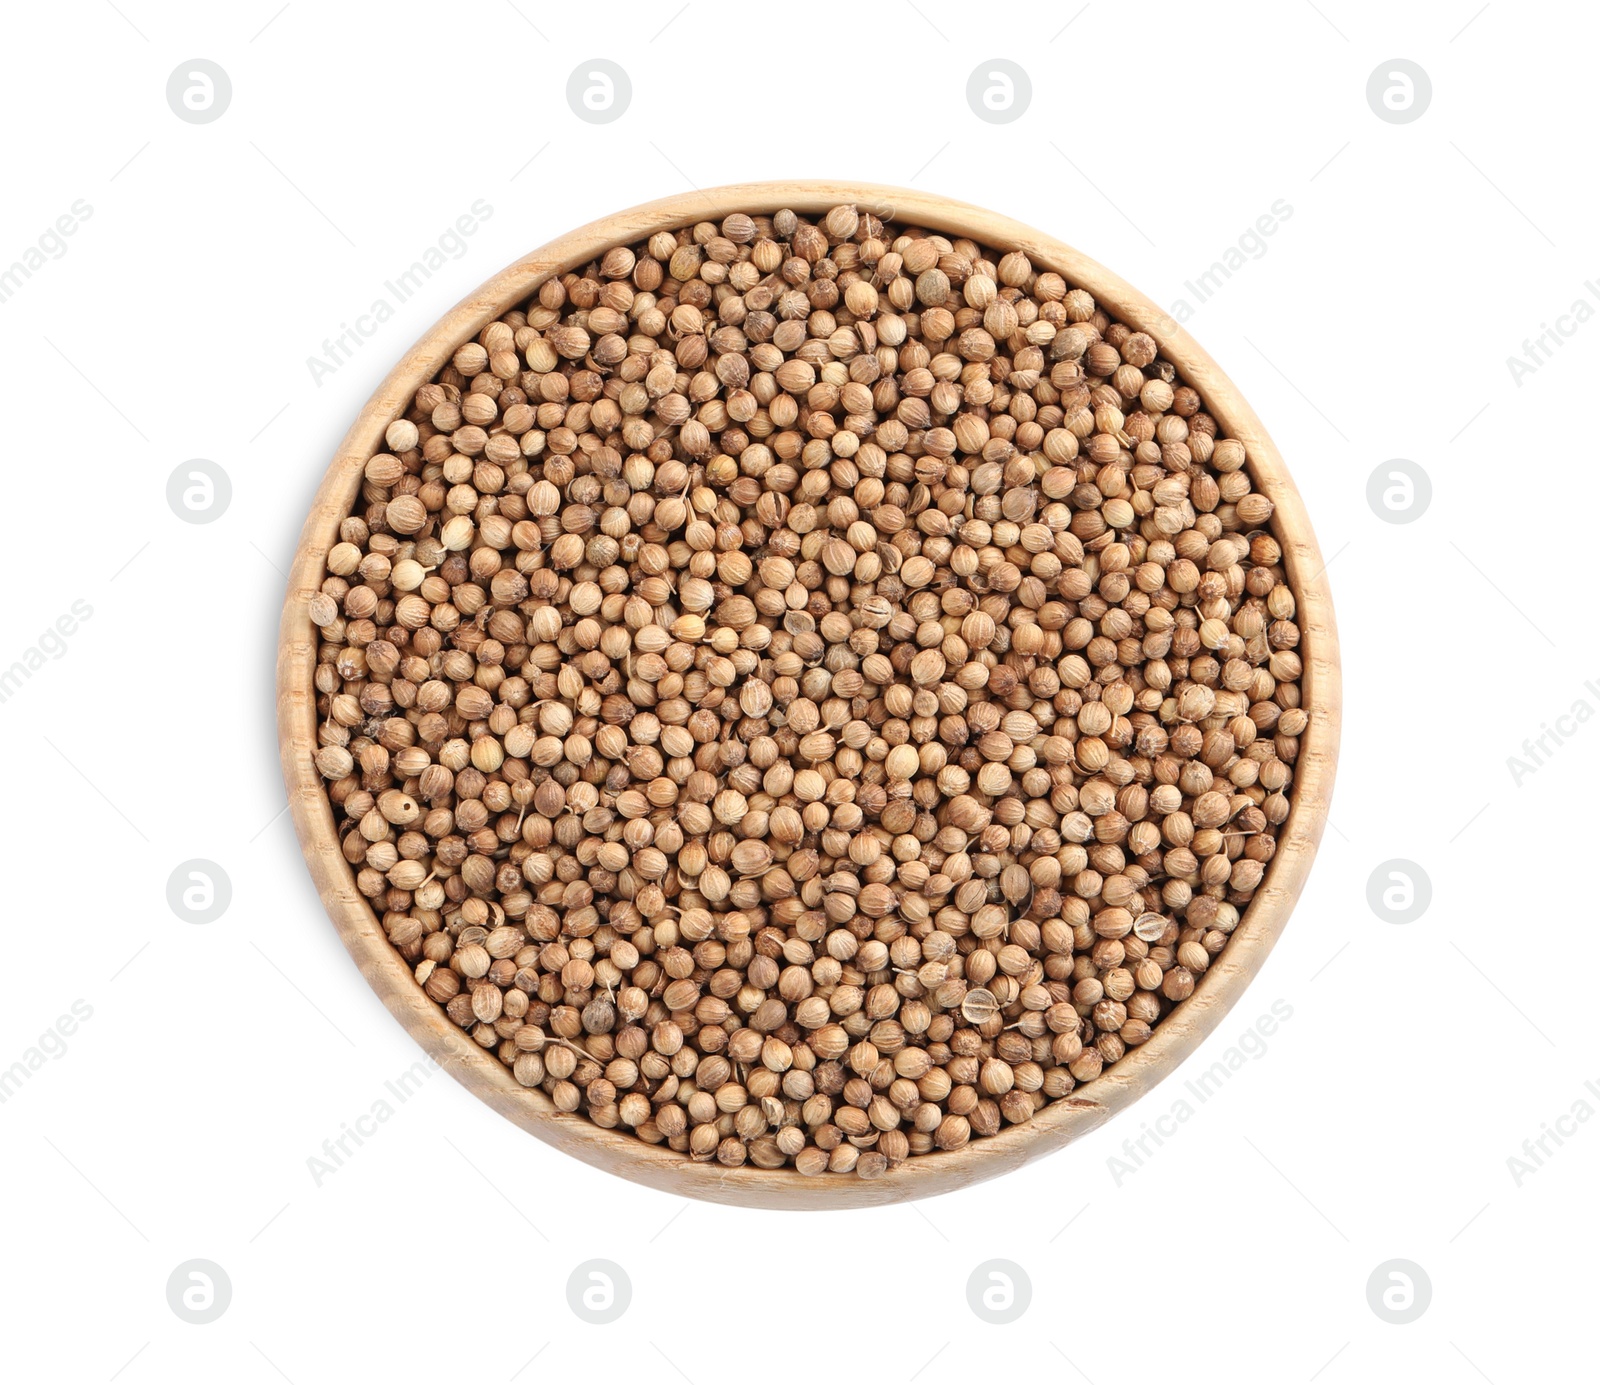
961;988;1001;1024
314;202;1304;1179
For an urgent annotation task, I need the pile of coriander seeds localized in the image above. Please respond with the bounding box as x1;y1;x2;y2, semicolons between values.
309;203;1306;1180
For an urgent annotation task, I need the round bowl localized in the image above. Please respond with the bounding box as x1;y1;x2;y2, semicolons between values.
277;180;1340;1208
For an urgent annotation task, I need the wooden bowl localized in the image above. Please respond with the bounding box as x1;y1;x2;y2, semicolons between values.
277;181;1340;1209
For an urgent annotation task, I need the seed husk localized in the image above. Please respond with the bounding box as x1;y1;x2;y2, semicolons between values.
961;988;1001;1024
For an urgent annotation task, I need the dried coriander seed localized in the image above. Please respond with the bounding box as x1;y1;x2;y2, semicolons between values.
311;204;1306;1180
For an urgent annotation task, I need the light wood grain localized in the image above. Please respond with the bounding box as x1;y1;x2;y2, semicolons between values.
277;181;1341;1208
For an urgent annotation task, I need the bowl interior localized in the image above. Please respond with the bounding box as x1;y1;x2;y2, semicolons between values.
277;181;1340;1208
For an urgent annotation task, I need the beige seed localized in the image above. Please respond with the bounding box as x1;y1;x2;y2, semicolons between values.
312;203;1304;1180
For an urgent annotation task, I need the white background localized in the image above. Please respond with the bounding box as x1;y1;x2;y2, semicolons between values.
0;2;1588;1380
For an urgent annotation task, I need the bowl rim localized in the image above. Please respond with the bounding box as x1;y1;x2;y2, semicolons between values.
276;179;1341;1209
